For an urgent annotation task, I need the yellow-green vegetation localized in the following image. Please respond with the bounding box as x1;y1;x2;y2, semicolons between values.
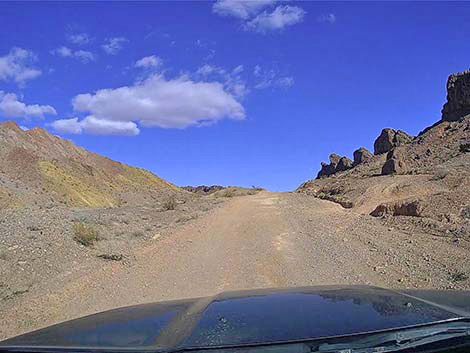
37;161;118;208
116;166;180;192
212;187;260;198
73;222;100;246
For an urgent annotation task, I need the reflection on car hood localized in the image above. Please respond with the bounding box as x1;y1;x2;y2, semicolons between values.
1;285;470;351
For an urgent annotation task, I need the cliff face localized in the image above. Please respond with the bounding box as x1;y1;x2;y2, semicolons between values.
0;122;181;208
442;70;470;122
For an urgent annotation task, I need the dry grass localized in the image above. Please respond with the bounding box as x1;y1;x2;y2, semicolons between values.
212;187;260;198
162;195;177;211
73;223;100;246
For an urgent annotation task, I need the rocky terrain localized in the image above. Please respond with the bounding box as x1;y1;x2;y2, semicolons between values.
0;123;226;305
182;185;225;195
298;70;470;241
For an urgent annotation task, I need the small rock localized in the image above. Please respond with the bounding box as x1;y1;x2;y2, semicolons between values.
152;233;162;240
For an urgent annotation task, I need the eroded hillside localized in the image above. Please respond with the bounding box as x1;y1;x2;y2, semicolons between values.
0;122;181;208
297;71;470;239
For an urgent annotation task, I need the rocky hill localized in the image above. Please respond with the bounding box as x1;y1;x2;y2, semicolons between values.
182;185;225;195
0;122;182;209
297;71;470;238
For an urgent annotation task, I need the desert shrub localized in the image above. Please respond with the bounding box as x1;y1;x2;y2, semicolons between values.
450;271;468;282
73;223;99;246
162;195;177;210
27;225;40;231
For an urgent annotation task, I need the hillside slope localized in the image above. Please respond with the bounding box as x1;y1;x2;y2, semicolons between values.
297;71;470;238
0;121;181;209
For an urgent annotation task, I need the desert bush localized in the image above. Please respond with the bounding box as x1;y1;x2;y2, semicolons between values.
73;223;99;246
162;195;177;210
450;271;468;282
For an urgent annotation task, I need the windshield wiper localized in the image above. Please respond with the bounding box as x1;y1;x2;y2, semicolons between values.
314;320;470;353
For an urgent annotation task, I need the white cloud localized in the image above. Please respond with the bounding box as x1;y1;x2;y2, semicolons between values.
51;46;95;63
74;50;95;63
67;33;91;45
135;55;163;68
67;73;244;132
318;13;336;24
253;65;294;89
0;48;41;85
246;5;306;33
195;64;248;98
277;76;294;88
212;0;276;19
196;64;226;76
51;116;139;136
0;91;57;118
19;125;29;131
102;37;128;55
50;118;82;134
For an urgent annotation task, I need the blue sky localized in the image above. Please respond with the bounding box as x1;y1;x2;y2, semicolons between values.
0;1;469;191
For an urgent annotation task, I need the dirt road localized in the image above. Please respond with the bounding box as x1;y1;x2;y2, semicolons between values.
1;192;469;340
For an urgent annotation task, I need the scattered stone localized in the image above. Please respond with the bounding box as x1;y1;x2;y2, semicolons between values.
97;254;124;261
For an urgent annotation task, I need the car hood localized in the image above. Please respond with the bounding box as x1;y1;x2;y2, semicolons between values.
1;285;470;351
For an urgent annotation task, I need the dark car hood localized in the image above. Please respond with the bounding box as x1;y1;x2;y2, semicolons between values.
1;285;470;351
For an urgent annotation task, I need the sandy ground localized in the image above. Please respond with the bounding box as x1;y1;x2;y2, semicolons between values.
1;191;469;340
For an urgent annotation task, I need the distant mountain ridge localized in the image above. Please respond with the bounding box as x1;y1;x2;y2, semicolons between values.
0;122;180;209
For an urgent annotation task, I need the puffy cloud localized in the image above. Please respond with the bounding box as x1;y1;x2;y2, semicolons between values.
0;48;41;85
0;91;56;118
102;37;128;55
51;46;95;63
51;116;139;136
246;5;306;33
135;55;163;68
318;13;336;24
69;74;244;132
212;0;276;19
67;33;91;45
50;118;82;134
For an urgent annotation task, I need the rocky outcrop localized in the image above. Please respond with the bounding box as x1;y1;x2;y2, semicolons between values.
374;128;413;155
182;185;225;195
317;154;353;178
381;147;407;175
353;147;373;166
370;199;423;217
442;70;470;122
336;157;353;172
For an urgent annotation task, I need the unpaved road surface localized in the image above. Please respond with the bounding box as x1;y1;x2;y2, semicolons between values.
1;192;469;340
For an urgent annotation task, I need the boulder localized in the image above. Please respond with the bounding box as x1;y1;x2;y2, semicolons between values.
442;70;470;122
381;147;408;175
374;128;412;155
353;147;373;166
336;157;353;172
329;153;341;167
